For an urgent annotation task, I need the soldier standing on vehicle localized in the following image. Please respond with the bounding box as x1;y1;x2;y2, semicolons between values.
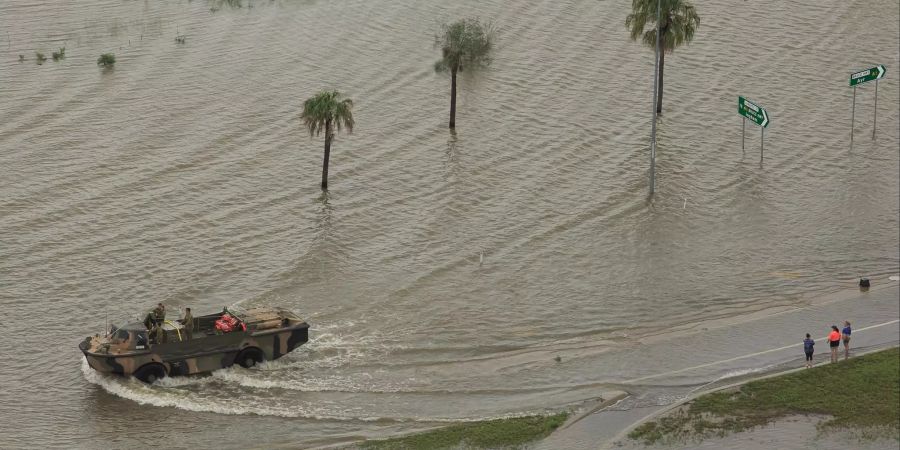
149;322;166;344
143;312;154;330
182;307;193;340
153;303;166;324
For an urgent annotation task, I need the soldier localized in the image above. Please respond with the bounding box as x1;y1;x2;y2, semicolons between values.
153;303;166;323
182;307;194;340
149;323;165;345
143;312;155;330
153;322;166;344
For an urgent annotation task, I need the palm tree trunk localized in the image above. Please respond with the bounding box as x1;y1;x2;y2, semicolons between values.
449;65;458;128
656;36;665;115
321;119;332;190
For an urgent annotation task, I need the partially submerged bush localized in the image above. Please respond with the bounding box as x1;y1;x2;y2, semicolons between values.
210;0;243;11
35;51;47;64
97;53;116;67
52;47;66;61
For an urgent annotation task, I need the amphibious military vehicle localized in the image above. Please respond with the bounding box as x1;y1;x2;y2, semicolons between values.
80;306;309;383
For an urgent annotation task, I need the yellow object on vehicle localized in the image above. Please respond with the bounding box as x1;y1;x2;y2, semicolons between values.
163;320;183;342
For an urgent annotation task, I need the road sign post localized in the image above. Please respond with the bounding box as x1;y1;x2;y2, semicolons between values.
848;65;886;148
873;79;878;139
738;96;769;162
851;86;856;150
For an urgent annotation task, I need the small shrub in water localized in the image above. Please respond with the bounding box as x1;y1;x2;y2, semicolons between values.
18;54;25;62
175;35;186;44
52;47;66;61
97;53;116;67
35;51;47;64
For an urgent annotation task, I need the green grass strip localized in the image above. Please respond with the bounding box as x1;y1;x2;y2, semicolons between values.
360;412;569;449
630;347;900;445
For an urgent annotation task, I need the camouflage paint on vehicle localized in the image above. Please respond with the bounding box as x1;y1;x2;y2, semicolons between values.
80;307;309;380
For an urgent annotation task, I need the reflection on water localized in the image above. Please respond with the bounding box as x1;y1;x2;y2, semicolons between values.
0;0;897;447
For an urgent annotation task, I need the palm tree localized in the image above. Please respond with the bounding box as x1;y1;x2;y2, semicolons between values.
434;18;495;129
301;91;354;190
626;0;700;114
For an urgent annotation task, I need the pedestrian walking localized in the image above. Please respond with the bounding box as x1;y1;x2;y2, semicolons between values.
841;321;852;360
803;333;815;368
828;325;841;363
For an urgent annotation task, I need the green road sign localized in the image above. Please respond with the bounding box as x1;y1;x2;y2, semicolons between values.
849;65;886;86
738;96;769;128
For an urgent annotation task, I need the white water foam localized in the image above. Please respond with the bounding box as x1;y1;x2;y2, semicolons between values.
210;367;415;393
712;365;770;382
77;317;419;418
81;359;395;420
77;316;454;420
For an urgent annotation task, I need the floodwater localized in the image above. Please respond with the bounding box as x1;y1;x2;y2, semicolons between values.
0;0;898;448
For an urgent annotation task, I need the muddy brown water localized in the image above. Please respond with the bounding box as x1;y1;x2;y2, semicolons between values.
0;0;898;448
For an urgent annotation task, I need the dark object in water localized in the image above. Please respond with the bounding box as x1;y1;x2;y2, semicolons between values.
859;278;870;288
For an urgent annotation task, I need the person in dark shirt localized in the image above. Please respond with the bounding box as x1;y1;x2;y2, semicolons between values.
841;321;852;360
803;333;815;368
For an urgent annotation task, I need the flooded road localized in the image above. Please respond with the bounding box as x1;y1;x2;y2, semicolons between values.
0;0;898;447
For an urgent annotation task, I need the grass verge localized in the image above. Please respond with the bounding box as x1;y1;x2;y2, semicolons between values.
359;413;569;449
629;347;900;445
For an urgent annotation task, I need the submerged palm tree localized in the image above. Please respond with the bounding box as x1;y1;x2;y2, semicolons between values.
434;18;495;129
301;91;354;190
626;0;700;114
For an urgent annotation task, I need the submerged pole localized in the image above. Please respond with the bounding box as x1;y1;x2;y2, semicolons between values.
742;117;745;153
760;127;764;162
872;79;878;140
649;0;661;195
850;85;856;150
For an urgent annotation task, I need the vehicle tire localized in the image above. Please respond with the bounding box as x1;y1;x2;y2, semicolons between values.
235;347;265;368
134;363;167;384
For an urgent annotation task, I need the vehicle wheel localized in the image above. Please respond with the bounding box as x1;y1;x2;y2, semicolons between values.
236;347;265;368
134;363;167;384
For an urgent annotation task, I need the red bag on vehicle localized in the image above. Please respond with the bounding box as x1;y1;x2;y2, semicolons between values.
215;314;239;333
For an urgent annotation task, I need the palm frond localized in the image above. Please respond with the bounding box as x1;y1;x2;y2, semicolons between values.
626;11;649;42
434;17;495;73
301;90;354;138
334;99;354;134
627;0;700;52
642;29;657;48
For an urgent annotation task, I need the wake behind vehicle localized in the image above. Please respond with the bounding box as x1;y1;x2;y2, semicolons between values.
80;306;309;383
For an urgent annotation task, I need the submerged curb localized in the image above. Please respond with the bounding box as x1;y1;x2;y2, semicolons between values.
557;390;629;431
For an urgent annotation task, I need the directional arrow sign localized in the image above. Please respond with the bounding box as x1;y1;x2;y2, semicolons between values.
738;96;769;128
849;65;886;86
